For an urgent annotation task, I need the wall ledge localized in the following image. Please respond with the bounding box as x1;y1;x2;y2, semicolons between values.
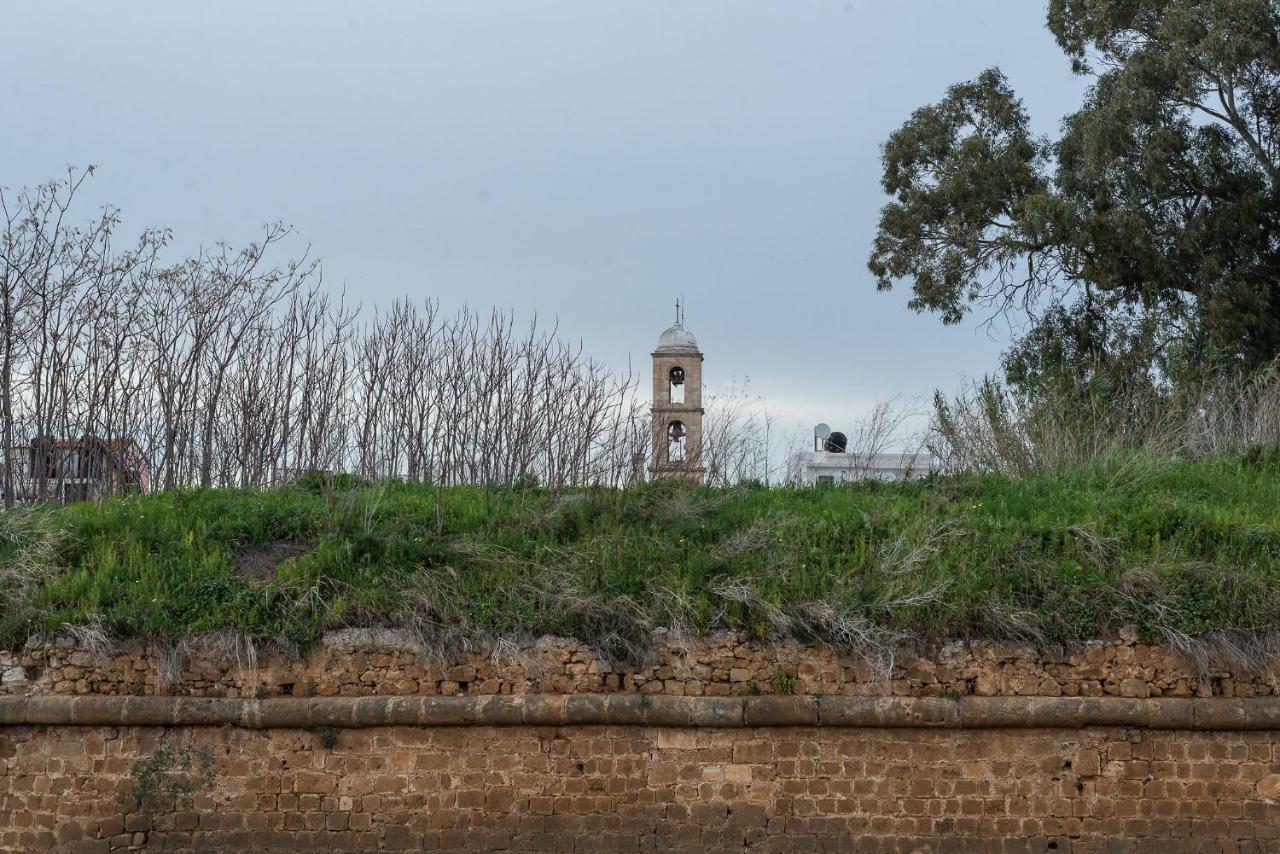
5;694;1280;730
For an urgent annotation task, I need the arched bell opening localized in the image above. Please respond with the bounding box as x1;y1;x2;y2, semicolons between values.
668;420;687;462
669;365;686;404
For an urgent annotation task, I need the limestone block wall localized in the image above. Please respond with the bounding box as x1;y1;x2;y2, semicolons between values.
4;704;1280;852
6;634;1280;852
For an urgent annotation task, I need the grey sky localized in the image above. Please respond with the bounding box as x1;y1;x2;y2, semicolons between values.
3;1;1085;434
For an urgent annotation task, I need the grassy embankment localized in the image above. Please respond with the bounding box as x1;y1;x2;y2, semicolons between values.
2;450;1279;665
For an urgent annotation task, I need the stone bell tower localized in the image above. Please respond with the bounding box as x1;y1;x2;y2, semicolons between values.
650;303;705;482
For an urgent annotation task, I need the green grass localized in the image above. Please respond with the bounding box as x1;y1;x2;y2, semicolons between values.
3;450;1280;660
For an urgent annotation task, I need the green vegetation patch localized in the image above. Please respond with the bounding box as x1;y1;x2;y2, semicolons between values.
3;452;1280;662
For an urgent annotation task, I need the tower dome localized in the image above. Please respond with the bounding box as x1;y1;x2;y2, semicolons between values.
655;322;700;354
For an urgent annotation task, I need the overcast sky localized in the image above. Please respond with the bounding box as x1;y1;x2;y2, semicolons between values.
3;2;1086;437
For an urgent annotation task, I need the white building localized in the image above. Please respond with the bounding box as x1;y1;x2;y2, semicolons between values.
799;451;937;485
797;424;937;485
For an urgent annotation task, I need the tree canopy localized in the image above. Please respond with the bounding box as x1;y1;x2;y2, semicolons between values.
870;0;1280;374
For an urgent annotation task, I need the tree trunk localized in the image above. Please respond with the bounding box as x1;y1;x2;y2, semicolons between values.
0;287;13;508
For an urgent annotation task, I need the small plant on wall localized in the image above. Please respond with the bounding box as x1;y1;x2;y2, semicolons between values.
312;726;340;750
130;741;217;814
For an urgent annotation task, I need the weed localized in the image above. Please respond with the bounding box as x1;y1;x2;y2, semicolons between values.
312;727;340;750
130;742;216;814
774;671;797;695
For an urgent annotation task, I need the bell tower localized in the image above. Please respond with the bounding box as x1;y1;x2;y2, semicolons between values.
650;302;705;482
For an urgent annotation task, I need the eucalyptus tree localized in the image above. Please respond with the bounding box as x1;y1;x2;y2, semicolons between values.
870;0;1280;378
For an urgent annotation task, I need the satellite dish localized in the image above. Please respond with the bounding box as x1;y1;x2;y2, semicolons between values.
814;423;832;440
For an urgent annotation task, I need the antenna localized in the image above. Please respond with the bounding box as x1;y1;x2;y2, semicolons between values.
814;423;831;452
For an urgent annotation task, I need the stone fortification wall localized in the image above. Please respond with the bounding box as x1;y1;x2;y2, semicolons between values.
3;697;1280;852
6;633;1280;852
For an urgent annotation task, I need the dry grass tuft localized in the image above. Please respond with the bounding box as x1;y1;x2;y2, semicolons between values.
1159;627;1280;685
58;615;116;662
529;571;654;669
0;507;64;638
931;366;1280;475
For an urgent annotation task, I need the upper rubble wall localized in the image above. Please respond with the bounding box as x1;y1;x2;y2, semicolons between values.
2;630;1273;700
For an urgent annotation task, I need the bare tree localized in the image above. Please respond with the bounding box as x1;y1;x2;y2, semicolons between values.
0;170;831;502
701;379;780;486
0;167;167;505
